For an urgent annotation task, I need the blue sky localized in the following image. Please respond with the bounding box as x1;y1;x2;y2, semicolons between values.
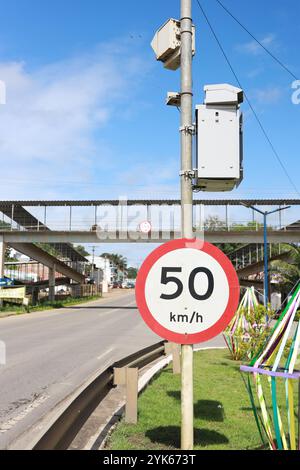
0;0;299;263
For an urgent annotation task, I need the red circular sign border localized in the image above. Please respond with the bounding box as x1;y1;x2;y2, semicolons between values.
135;238;240;345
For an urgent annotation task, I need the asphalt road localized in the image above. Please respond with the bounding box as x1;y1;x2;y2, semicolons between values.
0;290;161;449
0;290;225;449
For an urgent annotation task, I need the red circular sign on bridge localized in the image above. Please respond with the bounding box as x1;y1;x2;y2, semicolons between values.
135;239;240;344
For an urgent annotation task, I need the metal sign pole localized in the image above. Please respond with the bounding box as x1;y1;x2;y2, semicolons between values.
263;212;268;308
180;0;194;450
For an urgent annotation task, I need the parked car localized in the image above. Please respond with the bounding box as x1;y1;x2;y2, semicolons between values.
126;281;135;288
57;288;67;294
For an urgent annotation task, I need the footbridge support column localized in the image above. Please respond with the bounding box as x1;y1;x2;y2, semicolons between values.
0;237;5;278
48;264;56;303
0;237;6;307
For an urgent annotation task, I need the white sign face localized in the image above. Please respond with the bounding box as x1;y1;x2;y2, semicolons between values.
145;248;229;335
136;239;240;344
139;221;152;234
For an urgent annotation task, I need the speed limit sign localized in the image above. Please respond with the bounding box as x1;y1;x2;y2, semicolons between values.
136;239;240;344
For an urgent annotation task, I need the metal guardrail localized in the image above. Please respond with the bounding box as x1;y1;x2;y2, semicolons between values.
0;222;293;232
33;341;166;450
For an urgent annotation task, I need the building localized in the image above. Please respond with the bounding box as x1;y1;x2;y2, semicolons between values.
87;255;115;291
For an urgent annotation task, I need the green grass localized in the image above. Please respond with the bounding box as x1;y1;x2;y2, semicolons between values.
106;349;296;451
0;295;102;316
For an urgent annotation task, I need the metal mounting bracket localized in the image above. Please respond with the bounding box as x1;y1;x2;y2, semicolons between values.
179;169;196;179
179;124;196;135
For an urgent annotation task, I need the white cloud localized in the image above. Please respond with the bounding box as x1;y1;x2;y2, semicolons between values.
236;34;276;55
0;43;149;199
119;159;178;186
246;67;263;79
252;86;282;104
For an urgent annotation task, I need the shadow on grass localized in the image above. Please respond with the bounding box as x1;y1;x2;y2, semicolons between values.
167;392;224;422
194;400;224;422
167;391;180;401
212;360;241;370
146;426;229;448
211;358;239;367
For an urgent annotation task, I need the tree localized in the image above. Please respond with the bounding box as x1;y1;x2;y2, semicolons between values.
231;220;264;232
74;245;90;257
271;244;300;293
127;267;138;279
203;215;225;231
36;243;59;257
101;253;128;272
0;220;19;261
5;247;18;262
196;216;243;254
0;220;13;261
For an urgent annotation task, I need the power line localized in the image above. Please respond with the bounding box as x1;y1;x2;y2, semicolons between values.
194;0;300;197
215;0;299;81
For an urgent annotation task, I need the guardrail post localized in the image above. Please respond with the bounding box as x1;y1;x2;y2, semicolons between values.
165;342;181;374
113;367;139;424
126;368;138;424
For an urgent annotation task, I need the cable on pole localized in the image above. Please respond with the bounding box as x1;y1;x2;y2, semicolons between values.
215;0;299;81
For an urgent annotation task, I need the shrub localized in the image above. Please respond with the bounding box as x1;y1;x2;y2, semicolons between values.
230;305;273;361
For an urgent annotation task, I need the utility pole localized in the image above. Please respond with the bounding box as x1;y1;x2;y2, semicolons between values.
242;204;290;310
151;1;244;452
150;0;195;450
180;0;194;450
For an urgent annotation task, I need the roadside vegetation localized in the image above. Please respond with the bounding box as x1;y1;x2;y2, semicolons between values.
271;243;300;291
0;294;102;316
106;349;294;451
226;304;273;361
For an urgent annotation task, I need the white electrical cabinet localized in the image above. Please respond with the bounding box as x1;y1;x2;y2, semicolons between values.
195;84;243;192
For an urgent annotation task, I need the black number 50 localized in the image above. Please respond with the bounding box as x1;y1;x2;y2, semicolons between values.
160;267;214;301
